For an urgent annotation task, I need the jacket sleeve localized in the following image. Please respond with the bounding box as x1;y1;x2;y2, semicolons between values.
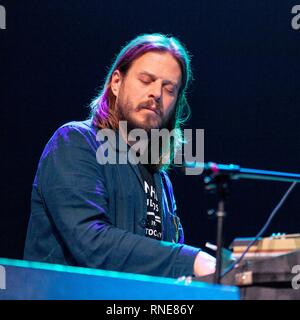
37;124;200;278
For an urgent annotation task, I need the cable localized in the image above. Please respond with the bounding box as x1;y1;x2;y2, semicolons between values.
221;181;298;279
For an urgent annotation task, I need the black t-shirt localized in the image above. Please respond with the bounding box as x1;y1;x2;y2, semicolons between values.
138;164;162;241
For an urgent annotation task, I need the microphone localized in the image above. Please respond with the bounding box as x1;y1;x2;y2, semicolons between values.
183;161;300;183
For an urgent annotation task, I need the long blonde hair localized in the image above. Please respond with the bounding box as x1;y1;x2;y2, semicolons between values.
89;33;193;171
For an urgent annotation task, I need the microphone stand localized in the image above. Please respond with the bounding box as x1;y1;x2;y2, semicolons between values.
204;171;229;284
184;162;300;284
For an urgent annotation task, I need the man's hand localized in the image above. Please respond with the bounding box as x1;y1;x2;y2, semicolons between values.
193;251;216;277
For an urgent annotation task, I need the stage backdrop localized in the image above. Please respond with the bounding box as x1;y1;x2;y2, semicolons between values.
0;0;299;259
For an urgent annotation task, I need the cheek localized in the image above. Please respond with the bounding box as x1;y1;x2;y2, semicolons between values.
162;96;177;115
124;83;144;105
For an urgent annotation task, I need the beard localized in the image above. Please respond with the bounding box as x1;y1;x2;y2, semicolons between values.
114;86;177;171
115;86;173;133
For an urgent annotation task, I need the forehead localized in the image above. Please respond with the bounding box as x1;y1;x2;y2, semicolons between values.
128;51;182;84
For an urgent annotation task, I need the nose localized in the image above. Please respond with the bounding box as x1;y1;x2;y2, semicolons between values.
149;81;162;103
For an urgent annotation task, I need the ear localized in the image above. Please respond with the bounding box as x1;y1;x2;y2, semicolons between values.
110;70;123;97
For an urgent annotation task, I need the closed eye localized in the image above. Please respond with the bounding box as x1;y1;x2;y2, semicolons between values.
164;84;176;95
140;78;151;84
139;75;153;84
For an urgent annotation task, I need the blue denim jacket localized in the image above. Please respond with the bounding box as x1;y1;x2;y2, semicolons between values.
24;120;200;278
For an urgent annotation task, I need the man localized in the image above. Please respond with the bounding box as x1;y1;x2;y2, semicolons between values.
24;33;215;278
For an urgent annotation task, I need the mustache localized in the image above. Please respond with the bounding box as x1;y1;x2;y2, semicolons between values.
137;100;161;116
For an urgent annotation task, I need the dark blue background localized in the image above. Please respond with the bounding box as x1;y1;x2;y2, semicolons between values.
1;0;299;259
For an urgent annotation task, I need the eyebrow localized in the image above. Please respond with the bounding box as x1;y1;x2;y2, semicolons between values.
138;71;179;89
